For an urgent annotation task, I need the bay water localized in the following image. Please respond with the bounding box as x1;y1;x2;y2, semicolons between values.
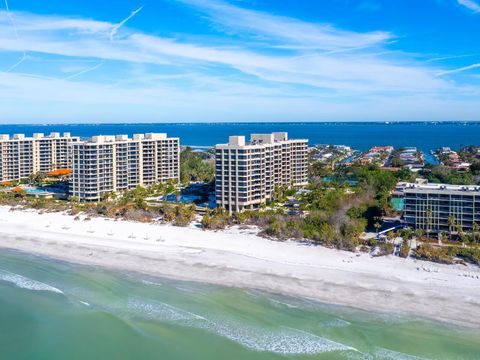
1;122;480;152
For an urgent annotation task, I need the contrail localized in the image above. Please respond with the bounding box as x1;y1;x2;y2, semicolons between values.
64;62;104;80
6;52;26;72
437;63;480;76
65;6;143;81
109;6;143;41
4;0;27;72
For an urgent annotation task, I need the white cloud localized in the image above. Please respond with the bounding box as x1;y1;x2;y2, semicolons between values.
0;3;478;122
0;9;453;94
0;71;479;123
176;0;392;51
457;0;480;13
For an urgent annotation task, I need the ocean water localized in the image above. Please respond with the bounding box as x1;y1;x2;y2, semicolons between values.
0;250;479;360
1;122;480;152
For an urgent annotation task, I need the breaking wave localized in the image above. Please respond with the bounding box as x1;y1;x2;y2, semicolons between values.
0;269;63;294
123;296;355;355
346;347;434;360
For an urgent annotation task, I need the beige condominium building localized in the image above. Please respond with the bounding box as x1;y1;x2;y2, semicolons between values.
0;132;79;182
70;133;179;201
215;132;308;213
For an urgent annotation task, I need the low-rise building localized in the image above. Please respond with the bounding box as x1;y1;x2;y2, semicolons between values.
400;181;480;234
70;133;179;201
435;147;470;170
215;132;308;213
0;132;79;182
359;145;393;166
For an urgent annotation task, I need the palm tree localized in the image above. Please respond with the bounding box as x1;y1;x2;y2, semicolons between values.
425;207;433;240
403;227;414;248
415;228;425;240
456;223;466;247
447;215;457;241
472;222;479;245
439;231;448;245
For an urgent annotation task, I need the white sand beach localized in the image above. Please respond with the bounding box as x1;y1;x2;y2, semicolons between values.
0;205;479;327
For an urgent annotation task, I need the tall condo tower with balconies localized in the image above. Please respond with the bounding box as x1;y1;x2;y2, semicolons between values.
70;133;179;201
215;132;308;213
0;132;79;182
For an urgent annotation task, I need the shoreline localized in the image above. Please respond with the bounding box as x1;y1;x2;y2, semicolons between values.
0;206;479;328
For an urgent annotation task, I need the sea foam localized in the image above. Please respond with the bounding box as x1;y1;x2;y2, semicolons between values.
126;298;206;322
0;269;64;294
123;296;354;355
347;347;433;360
193;320;357;355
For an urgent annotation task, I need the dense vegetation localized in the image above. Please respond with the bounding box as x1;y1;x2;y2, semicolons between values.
420;164;475;185
415;243;480;265
0;182;195;226
200;165;400;251
180;147;215;184
3;145;480;266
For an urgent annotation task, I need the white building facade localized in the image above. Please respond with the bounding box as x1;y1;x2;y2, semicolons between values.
0;132;79;182
70;133;179;201
215;132;308;212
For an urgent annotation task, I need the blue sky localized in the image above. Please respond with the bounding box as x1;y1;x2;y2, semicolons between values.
0;0;479;123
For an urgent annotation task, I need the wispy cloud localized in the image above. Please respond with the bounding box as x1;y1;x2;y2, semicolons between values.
3;0;27;72
176;0;392;51
457;0;480;13
64;62;104;80
437;63;480;76
425;54;476;63
0;1;478;122
0;8;452;94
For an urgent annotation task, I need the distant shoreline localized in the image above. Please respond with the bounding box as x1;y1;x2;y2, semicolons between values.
2;121;479;152
0;206;479;328
2;120;480;126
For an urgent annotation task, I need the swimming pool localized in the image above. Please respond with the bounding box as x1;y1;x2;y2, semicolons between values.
22;187;53;196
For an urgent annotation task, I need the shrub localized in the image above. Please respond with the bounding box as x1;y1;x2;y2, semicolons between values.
415;244;453;264
399;242;410;258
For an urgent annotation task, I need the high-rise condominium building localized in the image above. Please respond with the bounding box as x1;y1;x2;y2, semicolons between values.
402;182;480;234
70;133;179;201
0;132;79;182
215;132;308;213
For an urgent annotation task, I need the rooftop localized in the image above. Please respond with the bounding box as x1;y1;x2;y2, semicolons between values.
0;132;74;141
216;132;308;148
78;133;178;144
398;181;480;193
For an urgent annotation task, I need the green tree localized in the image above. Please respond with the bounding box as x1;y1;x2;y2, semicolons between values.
180;147;214;184
425;207;433;240
447;215;457;240
472;222;479;245
415;228;425;240
28;172;47;186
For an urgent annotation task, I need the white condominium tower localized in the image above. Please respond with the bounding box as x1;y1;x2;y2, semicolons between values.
70;133;180;201
215;132;308;213
0;132;79;182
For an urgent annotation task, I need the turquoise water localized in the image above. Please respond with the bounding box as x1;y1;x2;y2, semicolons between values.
0;249;479;360
390;198;404;211
23;188;51;195
162;193;216;209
